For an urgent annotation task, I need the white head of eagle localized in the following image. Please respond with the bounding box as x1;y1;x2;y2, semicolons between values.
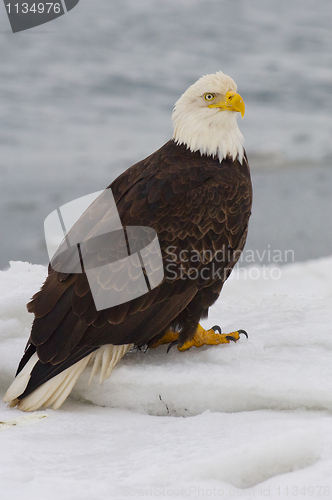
172;71;245;164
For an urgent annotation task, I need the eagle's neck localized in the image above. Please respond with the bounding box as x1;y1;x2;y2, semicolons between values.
172;107;244;164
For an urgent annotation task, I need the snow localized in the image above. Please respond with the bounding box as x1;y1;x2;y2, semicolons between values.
1;259;332;498
1;0;332;495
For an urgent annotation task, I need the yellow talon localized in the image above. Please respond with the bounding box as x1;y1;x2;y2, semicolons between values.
179;324;242;351
149;324;247;351
149;330;179;348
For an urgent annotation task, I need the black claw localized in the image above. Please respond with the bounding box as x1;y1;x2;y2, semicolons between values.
225;335;237;342
133;344;149;353
211;325;222;334
238;329;248;338
167;340;180;353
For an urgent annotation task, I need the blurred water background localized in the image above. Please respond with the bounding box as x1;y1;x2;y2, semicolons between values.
1;0;332;270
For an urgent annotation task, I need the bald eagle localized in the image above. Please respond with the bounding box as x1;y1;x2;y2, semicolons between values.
4;71;252;411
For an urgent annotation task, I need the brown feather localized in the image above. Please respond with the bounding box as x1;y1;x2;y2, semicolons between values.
15;140;252;398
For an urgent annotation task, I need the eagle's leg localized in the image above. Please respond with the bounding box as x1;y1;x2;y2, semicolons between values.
178;324;247;351
149;330;180;348
149;324;247;350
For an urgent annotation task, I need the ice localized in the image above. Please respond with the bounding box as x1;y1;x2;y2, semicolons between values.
1;0;332;495
1;258;332;498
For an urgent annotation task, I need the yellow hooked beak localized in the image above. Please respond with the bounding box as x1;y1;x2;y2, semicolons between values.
208;91;245;118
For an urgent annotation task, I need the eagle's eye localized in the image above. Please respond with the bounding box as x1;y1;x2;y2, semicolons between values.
204;93;216;101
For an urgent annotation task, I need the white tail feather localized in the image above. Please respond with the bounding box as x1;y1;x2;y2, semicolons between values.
88;343;132;385
3;344;132;412
3;353;39;404
17;354;93;412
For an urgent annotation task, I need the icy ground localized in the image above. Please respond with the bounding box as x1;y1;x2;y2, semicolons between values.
1;259;332;499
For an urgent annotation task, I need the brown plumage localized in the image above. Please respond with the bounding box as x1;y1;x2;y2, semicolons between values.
4;71;252;410
19;140;252;399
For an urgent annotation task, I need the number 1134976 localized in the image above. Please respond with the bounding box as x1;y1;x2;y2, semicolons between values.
6;3;61;14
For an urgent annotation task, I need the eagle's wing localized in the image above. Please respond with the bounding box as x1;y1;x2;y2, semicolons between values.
18;141;251;395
